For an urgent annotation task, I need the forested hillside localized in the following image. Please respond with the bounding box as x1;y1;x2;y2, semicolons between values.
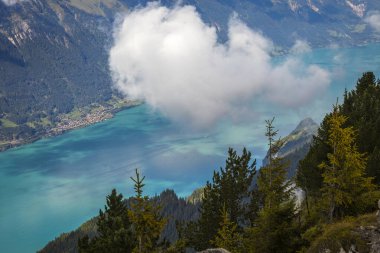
0;0;129;149
39;188;199;253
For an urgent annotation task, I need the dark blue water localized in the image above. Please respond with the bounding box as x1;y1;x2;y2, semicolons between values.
1;44;380;252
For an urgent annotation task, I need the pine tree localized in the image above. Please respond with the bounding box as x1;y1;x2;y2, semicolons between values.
245;118;298;253
212;204;243;253
78;189;135;253
258;118;293;209
193;148;256;250
319;108;375;221
246;201;298;253
128;169;166;253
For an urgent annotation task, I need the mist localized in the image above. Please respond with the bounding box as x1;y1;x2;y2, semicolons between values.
109;3;330;128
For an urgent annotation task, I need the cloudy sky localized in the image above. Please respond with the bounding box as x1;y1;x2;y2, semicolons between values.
365;11;380;32
109;3;331;129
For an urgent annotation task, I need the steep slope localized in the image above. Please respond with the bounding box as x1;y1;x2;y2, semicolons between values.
0;0;129;148
187;0;380;47
38;189;200;253
263;117;318;177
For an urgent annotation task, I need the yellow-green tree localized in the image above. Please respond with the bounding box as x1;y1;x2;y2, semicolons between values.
128;169;166;253
211;204;243;253
319;109;375;221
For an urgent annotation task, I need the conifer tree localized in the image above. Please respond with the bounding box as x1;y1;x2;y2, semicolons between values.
319;108;375;221
78;189;134;253
341;72;380;183
258;118;293;209
193;148;256;250
245;118;298;253
212;204;243;253
128;169;166;253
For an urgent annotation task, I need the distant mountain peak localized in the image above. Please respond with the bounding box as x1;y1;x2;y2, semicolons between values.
263;117;318;177
293;117;318;133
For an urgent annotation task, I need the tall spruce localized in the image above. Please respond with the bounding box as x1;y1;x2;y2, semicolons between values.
318;108;375;221
128;169;166;253
193;148;256;250
78;189;134;253
245;118;298;253
258;118;293;209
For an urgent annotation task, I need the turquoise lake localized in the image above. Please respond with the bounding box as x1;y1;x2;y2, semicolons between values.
1;44;380;252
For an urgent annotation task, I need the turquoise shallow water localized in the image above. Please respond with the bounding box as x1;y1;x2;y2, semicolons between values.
1;44;380;252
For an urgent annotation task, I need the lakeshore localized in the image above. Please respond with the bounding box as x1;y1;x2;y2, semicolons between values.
0;98;142;152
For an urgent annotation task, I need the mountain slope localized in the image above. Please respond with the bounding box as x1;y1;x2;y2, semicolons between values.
38;189;200;253
0;0;130;148
263;117;318;177
188;0;380;47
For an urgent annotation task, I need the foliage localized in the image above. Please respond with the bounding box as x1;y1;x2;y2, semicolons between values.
246;201;299;253
306;218;370;253
43;189;199;253
78;189;134;253
318;108;375;221
211;205;243;253
193;147;256;250
245;118;299;253
296;116;330;213
128;169;166;253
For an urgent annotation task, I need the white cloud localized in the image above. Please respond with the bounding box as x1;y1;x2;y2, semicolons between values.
109;4;330;128
365;11;380;32
290;40;311;54
1;0;25;6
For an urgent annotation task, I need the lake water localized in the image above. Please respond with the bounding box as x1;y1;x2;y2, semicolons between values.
1;43;380;253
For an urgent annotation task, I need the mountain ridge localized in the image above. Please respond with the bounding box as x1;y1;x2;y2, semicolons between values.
263;117;318;177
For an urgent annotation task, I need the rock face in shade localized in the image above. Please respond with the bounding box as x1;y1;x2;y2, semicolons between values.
262;118;318;178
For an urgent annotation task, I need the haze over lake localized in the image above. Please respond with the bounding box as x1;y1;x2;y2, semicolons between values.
1;44;380;253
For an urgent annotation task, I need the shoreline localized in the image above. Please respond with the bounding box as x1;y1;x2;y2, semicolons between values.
0;99;142;153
